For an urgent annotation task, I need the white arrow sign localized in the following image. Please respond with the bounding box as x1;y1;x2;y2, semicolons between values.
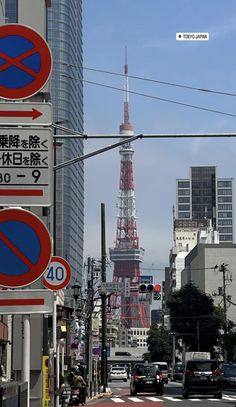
0;102;52;125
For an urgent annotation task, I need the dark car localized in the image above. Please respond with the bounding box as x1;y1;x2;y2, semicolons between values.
173;363;184;381
182;359;222;399
222;363;236;390
130;363;164;396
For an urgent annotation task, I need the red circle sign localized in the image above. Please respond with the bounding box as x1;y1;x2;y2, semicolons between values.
0;208;52;288
43;256;72;290
0;24;52;100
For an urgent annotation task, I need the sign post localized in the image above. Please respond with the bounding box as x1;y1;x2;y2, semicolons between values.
0;22;54;407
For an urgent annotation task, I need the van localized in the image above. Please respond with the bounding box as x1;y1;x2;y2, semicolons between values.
182;359;222;399
130;363;164;396
153;362;168;383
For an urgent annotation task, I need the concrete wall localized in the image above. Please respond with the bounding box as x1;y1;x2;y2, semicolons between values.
182;244;236;323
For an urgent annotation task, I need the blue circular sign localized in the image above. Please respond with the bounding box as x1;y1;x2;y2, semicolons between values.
0;24;52;100
0;209;52;287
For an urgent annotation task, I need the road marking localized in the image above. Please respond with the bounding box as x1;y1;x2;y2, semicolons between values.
145;397;162;401
207;399;220;401
128;397;144;402
110;398;125;403
223;395;236;401
163;396;181;401
189;399;201;401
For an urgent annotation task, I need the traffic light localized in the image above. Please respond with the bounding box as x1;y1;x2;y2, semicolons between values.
139;283;154;293
153;283;161;300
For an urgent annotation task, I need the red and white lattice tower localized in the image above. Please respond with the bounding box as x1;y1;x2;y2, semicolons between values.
109;53;149;328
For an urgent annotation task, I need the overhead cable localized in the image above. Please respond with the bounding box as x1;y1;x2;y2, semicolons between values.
83;80;236;119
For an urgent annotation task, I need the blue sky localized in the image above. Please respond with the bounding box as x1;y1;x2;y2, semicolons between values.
83;1;236;282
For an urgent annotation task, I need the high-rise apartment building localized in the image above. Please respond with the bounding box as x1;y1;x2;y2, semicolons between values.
176;166;233;242
5;1;84;283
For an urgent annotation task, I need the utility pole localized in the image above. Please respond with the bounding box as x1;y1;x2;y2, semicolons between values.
196;320;200;351
85;257;94;397
171;332;176;381
101;203;107;392
219;263;228;361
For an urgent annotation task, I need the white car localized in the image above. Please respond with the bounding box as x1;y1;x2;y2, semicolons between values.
108;367;128;382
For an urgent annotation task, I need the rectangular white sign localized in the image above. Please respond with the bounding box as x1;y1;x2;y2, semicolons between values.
0;289;54;314
0;102;52;125
176;32;209;41
0;127;53;206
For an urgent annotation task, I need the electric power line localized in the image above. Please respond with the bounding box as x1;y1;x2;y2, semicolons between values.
83;79;236;119
82;66;236;97
56;68;236;119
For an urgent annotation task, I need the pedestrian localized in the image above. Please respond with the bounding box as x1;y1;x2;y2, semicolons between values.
68;368;75;387
73;370;87;405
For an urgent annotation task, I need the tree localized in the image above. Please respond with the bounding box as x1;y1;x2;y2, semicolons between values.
167;282;221;352
144;324;172;362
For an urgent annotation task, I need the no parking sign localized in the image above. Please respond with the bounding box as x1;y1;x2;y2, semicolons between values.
0;24;52;100
0;208;52;288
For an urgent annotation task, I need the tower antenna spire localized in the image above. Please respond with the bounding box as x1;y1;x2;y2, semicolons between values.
110;54;149;329
120;46;133;131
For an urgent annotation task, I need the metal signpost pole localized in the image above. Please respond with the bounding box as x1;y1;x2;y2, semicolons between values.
22;315;30;407
101;203;107;393
53;292;58;407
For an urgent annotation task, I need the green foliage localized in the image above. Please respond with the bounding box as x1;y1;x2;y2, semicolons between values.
145;323;172;362
225;330;236;361
167;282;221;352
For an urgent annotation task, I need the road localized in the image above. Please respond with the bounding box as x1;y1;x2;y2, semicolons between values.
89;380;236;407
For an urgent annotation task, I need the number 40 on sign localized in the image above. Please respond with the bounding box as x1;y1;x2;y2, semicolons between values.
43;256;72;290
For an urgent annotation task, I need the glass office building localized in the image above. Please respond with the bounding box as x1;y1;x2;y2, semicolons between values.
5;1;84;282
47;0;84;282
177;166;233;243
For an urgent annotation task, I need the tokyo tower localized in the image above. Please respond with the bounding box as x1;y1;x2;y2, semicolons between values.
109;52;149;328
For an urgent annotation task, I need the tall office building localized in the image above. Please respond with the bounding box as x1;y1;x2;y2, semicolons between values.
176;166;233;242
47;1;84;282
5;1;84;282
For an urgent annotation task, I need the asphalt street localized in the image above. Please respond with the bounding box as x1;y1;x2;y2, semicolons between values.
89;379;236;407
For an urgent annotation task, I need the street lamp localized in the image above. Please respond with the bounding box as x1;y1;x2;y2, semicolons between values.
72;280;81;303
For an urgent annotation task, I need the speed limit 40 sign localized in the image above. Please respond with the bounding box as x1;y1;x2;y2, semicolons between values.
0;127;53;206
43;256;72;290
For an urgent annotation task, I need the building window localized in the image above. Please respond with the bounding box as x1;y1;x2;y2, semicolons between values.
218;219;232;225
178;197;190;203
178;212;190;218
218;181;232;188
218;227;232;234
218;204;232;210
178;205;190;211
220;235;232;241
218;212;232;218
178;189;190;196
178;181;190;188
218;188;232;195
218;196;232;203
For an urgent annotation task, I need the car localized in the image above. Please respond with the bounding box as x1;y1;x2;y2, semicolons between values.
182;359;222;399
173;363;184;381
108;366;128;382
222;363;236;390
152;362;169;383
130;363;164;396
